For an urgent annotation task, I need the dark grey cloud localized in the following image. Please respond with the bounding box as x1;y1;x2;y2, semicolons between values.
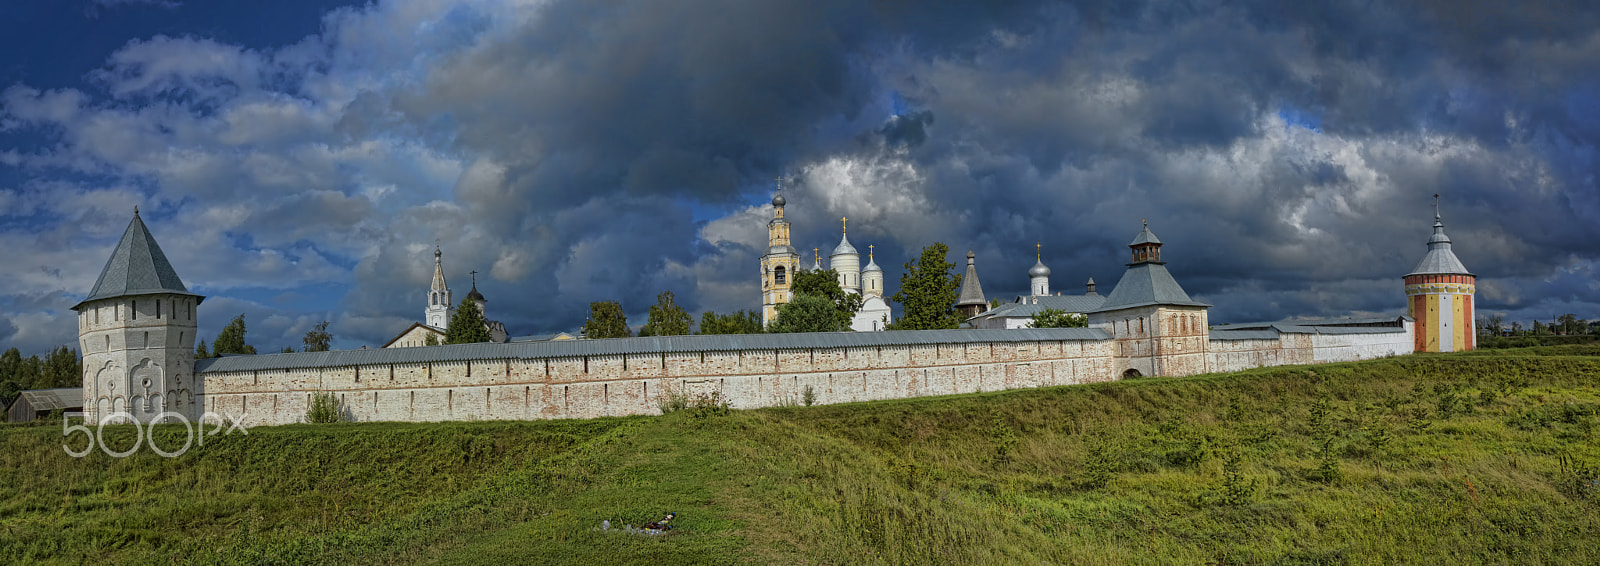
3;0;1600;355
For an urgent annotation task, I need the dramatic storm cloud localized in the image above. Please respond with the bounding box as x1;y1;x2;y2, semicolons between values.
1;0;1597;353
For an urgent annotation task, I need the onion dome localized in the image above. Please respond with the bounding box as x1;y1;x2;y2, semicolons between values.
864;245;883;272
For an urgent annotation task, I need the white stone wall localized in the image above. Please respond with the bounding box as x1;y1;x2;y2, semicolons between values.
1310;324;1414;363
198;338;1118;426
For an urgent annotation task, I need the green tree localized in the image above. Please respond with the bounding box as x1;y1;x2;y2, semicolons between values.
1029;308;1088;328
639;290;693;337
0;347;23;404
279;346;296;354
41;346;80;389
1558;313;1583;335
303;321;332;352
791;268;864;330
769;294;849;333
445;298;493;344
887;242;964;330
424;334;440;346
212;314;258;356
698;310;764;335
195;339;210;359
1533;320;1548;336
582;300;632;339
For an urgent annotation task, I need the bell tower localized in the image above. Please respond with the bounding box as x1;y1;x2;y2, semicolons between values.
760;179;801;326
426;245;453;329
72;209;204;424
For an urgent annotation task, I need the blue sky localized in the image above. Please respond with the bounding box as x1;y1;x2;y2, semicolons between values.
2;0;1599;354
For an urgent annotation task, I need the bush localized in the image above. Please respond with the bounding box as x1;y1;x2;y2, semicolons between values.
306;391;345;423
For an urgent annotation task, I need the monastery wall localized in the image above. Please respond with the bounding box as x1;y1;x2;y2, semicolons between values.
197;336;1119;426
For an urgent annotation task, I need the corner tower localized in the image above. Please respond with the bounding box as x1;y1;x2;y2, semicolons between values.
72;209;204;423
1404;195;1475;352
760;183;801;326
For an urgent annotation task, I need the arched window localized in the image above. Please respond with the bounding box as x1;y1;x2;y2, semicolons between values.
775;266;786;285
1138;317;1144;335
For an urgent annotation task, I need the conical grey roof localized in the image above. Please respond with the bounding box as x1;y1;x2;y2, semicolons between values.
831;232;858;256
956;251;987;306
73;211;203;310
1406;213;1472;276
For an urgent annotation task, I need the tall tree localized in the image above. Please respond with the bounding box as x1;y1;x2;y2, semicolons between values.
0;347;23;403
195;339;210;359
791;268;864;330
213;314;258;356
639;291;693;337
769;294;849;333
1029;308;1088;328
887;242;964;330
303;321;332;352
446;298;493;344
699;310;764;335
40;346;80;389
582;301;632;339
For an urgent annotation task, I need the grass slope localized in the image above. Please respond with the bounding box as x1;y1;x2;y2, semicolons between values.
3;346;1600;564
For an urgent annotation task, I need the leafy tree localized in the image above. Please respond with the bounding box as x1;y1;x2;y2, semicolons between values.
279;346;296;354
424;334;440;346
1511;321;1524;336
886;242;963;330
699;310;764;335
791;268;863;330
40;346;80;389
1029;308;1088;328
0;347;24;404
213;314;258;356
639;290;693;337
1558;313;1584;335
195;339;210;359
582;301;632;339
1533;320;1548;336
769;294;849;333
446;298;493;344
303;321;332;352
1486;314;1504;336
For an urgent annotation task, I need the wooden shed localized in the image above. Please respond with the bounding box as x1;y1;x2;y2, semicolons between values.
5;388;83;423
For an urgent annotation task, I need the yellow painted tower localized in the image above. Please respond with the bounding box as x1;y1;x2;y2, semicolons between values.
1404;195;1475;352
760;184;801;326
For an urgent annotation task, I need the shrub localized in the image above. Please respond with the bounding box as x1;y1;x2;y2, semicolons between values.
306;391;345;423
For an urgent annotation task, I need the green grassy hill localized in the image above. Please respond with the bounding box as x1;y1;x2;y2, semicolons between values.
4;346;1600;565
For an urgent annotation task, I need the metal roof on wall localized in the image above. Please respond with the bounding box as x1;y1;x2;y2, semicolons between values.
196;327;1114;373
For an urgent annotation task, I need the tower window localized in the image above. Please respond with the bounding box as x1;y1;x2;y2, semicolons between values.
156;300;161;319
131;301;137;320
775;266;786;285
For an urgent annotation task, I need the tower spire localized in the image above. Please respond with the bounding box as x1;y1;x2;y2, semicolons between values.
1434;193;1441;223
841;216;848;236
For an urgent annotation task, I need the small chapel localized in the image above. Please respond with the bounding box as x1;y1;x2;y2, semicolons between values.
383;246;507;348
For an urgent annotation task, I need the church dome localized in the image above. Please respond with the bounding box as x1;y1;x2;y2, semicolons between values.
863;254;882;272
1028;259;1051;278
831;233;858;256
772;193;786;207
466;285;485;301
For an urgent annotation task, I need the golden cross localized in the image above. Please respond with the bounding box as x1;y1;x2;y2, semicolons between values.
1036;241;1041;261
841;217;848;235
869;244;874;260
